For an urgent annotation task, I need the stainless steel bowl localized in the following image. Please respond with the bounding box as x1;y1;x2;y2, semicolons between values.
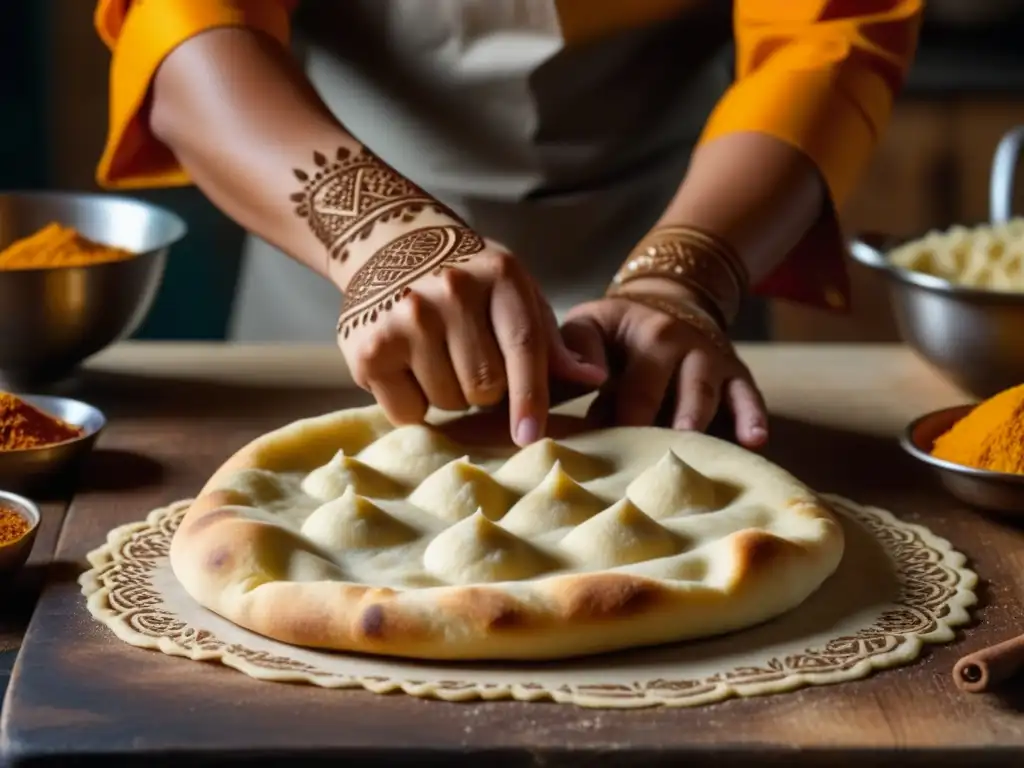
0;191;187;387
850;235;1024;399
900;404;1024;516
849;126;1024;400
0;395;106;494
0;490;41;577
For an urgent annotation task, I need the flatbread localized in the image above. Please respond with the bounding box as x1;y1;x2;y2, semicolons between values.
170;406;844;661
82;495;977;708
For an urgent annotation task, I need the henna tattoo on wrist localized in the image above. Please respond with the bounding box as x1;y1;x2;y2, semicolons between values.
291;146;452;263
336;224;485;338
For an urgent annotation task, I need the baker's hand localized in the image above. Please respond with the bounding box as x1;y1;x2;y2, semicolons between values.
559;281;768;449
336;228;607;447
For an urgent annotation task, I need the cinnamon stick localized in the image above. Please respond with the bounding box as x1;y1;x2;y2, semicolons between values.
953;632;1024;693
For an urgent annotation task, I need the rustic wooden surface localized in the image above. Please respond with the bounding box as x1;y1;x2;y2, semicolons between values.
2;343;1024;767
0;499;70;728
0;500;70;654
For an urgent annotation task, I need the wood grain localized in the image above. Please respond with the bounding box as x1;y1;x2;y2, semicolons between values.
0;501;70;654
2;343;1023;766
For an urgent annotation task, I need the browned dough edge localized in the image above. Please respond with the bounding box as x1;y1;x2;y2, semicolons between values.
169;406;845;661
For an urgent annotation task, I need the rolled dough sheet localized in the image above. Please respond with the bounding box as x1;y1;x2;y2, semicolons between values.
80;494;977;708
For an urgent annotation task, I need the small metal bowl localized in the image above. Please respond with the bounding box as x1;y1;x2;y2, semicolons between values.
0;490;41;577
900;404;1024;515
0;191;187;388
0;395;106;494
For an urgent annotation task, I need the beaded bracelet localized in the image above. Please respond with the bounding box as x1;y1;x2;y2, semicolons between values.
611;226;748;327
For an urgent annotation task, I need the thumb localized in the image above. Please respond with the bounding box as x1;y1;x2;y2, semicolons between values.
542;303;607;385
548;315;610;408
558;314;608;373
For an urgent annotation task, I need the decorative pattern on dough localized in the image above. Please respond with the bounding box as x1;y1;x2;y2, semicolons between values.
626;450;717;517
301;488;417;550
493;437;610;491
166;405;850;661
422;511;559;584
501;462;606;537
559;499;681;568
79;495;978;708
354;424;462;486
408;457;515;523
300;450;404;502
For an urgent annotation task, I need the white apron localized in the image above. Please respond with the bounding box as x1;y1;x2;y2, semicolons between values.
228;0;733;342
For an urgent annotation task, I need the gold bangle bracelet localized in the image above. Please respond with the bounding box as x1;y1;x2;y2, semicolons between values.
611;226;748;327
654;225;750;287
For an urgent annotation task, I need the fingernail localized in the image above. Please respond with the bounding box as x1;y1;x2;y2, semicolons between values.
675;417;696;431
516;417;539;445
749;425;768;442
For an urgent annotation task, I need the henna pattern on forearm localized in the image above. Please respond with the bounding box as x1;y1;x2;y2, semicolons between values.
337;225;485;338
291;146;451;263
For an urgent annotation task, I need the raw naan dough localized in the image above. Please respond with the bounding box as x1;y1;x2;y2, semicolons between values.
170;405;844;661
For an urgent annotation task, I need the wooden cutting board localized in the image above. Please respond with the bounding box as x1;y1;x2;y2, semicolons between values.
2;354;1024;766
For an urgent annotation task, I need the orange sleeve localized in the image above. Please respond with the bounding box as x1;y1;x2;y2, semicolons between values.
94;0;297;189
699;0;923;310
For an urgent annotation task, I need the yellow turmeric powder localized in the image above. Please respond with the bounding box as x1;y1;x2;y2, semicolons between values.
931;383;1024;474
0;222;135;270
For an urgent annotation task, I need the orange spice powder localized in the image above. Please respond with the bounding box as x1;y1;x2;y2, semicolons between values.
0;222;135;270
931;383;1024;474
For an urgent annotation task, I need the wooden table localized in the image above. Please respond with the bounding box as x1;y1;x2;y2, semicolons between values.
2;342;1024;767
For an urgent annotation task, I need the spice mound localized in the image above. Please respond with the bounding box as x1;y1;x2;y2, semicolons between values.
931;383;1024;474
0;392;84;452
0;222;135;270
0;505;31;546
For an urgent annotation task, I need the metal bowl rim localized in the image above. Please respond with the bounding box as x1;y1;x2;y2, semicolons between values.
4;394;108;455
0;489;41;548
849;235;1024;305
0;189;188;270
899;404;1024;484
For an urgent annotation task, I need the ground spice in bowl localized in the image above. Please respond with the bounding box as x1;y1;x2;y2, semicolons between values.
0;392;84;452
0;222;135;270
0;504;31;546
931;383;1024;474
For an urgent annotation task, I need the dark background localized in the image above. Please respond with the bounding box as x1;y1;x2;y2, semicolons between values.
3;2;1024;342
0;2;246;341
